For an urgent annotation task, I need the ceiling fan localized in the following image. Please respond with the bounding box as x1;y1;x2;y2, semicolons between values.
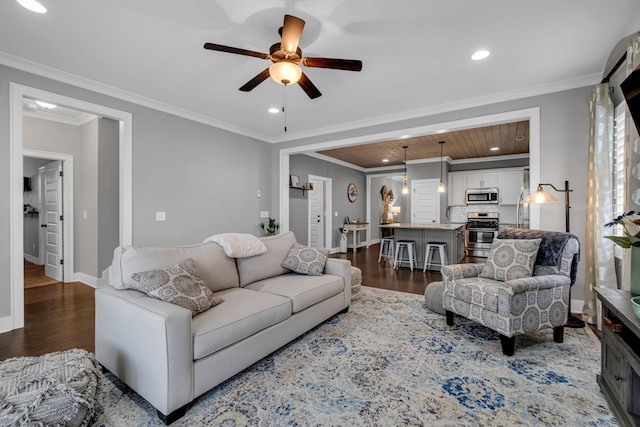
204;14;362;99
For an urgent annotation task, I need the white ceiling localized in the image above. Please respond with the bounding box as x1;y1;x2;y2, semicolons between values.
2;1;639;143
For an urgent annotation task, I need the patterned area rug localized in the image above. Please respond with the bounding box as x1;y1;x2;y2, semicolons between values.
92;286;616;426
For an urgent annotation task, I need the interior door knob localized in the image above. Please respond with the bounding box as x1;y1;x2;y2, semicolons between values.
41;224;47;228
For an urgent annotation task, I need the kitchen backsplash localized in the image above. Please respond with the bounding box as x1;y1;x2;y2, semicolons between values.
449;204;517;224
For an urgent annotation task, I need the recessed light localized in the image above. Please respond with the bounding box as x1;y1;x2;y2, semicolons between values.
17;0;47;13
382;159;389;163
471;50;490;61
35;100;57;109
490;147;499;151
399;135;410;139
268;107;279;114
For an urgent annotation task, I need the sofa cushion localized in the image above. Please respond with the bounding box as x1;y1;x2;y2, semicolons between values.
236;231;297;286
203;233;267;258
130;258;224;317
110;242;239;292
245;273;344;313
281;243;328;276
191;288;291;360
479;239;541;281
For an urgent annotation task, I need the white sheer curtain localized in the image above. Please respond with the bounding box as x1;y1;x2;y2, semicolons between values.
621;34;640;292
583;84;617;324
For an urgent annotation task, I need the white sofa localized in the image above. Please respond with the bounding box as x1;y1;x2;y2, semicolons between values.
95;231;351;424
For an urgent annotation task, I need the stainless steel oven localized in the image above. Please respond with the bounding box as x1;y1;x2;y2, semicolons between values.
465;212;499;258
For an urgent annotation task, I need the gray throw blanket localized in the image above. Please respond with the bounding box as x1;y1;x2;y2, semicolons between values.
497;227;580;284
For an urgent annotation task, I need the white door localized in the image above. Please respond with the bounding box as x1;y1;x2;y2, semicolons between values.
308;180;324;248
411;179;440;224
43;161;63;281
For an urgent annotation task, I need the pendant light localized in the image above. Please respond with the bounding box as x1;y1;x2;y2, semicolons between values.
437;141;446;193
402;145;409;194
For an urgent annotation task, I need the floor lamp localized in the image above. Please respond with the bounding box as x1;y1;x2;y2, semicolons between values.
523;180;586;328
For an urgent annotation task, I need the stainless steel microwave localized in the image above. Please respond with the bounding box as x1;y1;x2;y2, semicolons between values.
465;188;499;204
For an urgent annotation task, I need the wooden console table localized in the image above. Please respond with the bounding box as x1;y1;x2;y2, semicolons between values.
594;287;640;426
342;223;370;252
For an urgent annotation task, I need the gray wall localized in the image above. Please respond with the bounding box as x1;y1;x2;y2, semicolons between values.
0;64;272;320
449;157;529;172
22;157;50;259
97;118;119;275
289;154;366;247
369;176;404;241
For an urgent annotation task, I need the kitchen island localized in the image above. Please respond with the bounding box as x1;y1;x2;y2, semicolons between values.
379;223;466;269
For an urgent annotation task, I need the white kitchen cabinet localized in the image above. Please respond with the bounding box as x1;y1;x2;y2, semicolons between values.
467;172;497;188
497;170;523;205
447;168;525;206
448;174;468;206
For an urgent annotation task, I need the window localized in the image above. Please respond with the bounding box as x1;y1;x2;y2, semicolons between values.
612;101;626;257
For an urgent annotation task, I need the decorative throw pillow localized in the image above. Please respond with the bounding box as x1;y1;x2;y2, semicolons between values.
131;258;223;316
281;243;328;276
203;233;267;258
479;238;541;282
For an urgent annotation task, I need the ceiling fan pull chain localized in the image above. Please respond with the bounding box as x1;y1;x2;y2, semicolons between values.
283;84;287;132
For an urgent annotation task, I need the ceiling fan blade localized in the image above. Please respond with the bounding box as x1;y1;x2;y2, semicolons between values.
204;42;269;60
298;72;322;99
302;57;363;72
239;68;271;92
280;15;305;53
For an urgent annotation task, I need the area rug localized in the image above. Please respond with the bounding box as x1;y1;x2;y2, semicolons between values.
91;286;616;426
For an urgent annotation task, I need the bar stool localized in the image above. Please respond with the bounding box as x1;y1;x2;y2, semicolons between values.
378;237;395;263
394;240;417;271
424;242;447;272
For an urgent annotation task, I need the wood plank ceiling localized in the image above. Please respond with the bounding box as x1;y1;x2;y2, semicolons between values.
317;121;529;169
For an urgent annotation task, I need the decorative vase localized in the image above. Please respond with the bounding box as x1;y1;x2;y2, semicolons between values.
632;246;640;296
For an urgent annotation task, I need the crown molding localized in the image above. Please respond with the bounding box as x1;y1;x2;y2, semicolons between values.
23;109;97;126
0;51;266;141
0;50;599;145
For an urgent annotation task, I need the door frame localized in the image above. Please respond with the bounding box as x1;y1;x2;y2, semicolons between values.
411;179;441;224
7;83;133;332
307;174;333;250
280;107;540;233
24;151;74;282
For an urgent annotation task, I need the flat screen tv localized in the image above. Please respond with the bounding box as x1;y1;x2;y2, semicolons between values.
621;64;640;136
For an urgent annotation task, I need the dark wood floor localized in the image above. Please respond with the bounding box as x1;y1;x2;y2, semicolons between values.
2;244;445;361
1;244;589;361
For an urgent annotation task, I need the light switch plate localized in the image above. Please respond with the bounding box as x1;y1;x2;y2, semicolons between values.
156;211;166;221
256;190;262;198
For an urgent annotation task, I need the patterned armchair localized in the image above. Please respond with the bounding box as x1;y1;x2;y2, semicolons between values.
442;228;580;356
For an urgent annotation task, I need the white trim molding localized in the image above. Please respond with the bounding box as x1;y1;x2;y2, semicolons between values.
281;107;541;233
7;83;133;333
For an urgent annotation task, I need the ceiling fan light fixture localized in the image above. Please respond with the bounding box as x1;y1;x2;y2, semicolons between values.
17;0;47;13
269;61;302;85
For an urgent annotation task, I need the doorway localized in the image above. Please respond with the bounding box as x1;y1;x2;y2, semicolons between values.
307;175;333;250
7;83;133;333
411;179;441;224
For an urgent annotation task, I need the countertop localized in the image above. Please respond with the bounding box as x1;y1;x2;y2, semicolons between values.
379;222;464;230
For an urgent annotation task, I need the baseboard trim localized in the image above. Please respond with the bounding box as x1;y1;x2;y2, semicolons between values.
74;272;97;288
0;315;14;334
23;253;40;265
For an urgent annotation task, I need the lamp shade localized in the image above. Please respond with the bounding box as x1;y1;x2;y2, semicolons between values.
390;206;401;213
522;186;559;204
269;62;302;85
437;181;446;193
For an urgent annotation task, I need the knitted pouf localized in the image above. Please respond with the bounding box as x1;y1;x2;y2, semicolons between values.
424;281;446;315
0;349;101;426
350;266;362;300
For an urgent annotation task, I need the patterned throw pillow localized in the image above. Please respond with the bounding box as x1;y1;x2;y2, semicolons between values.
281;243;328;276
131;258;223;316
479;239;541;282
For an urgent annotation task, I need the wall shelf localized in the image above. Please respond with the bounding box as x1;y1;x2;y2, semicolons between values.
289;186;312;195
